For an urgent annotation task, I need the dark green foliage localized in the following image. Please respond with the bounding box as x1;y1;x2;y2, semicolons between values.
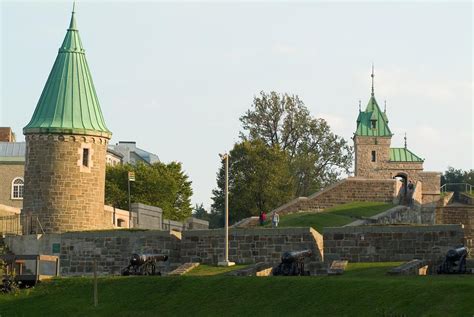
441;167;473;186
105;162;193;221
211;140;295;224
240;91;353;196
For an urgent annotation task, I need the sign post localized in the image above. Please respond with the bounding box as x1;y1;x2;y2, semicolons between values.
128;171;135;228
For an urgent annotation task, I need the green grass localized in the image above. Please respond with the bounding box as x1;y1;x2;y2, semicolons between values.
267;201;394;232
184;264;248;276
1;262;473;316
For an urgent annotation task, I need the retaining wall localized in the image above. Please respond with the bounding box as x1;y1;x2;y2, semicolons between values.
436;205;474;250
323;224;464;264
180;228;323;269
273;178;396;215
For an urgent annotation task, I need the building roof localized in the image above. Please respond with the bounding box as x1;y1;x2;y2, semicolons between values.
109;141;160;165
389;148;424;162
23;8;111;138
355;96;392;137
0;142;25;162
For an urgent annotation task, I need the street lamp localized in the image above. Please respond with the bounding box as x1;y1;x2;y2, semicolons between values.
218;152;235;267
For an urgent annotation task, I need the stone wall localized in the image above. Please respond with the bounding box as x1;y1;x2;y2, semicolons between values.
180;228;323;271
323;225;464;264
59;230;181;276
436;205;474;250
131;203;163;230
23;134;112;233
0;164;24;208
273;178;396;215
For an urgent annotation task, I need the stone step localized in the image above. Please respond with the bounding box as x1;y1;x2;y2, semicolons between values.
327;260;348;275
167;262;200;276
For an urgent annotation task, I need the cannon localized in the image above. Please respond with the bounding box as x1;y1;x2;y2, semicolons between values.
272;250;312;276
437;246;469;274
121;253;168;276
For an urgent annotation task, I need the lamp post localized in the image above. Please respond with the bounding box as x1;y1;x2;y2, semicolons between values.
218;152;235;267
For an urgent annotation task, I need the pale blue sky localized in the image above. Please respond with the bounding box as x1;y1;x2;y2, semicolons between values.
1;1;472;210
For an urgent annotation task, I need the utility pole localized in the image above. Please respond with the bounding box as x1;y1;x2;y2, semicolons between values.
218;153;235;267
128;171;135;228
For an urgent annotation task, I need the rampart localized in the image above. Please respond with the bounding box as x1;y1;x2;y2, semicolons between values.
323;224;464;264
273;178;396;215
436;205;474;250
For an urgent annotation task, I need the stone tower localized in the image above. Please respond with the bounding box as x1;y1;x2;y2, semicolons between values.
23;7;113;233
353;66;426;180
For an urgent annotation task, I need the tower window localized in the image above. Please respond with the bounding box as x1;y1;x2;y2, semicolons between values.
11;177;24;199
82;148;90;167
371;151;376;162
371;120;376;129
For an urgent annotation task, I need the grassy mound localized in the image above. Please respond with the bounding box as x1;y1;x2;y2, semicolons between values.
266;201;394;232
1;262;473;316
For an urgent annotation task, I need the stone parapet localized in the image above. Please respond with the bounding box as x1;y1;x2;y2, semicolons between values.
436;205;474;251
272;178;396;215
180;228;324;271
323;224;464;264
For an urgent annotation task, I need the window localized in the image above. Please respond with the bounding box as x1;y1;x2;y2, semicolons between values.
371;151;376;162
11;177;24;199
371;120;376;129
82;148;90;167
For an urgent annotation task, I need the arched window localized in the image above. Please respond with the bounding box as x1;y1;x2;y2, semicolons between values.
11;177;24;199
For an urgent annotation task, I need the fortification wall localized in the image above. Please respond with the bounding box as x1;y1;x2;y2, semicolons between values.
23;134;112;233
323;225;464;264
273;178;396;215
436;205;474;250
180;228;323;272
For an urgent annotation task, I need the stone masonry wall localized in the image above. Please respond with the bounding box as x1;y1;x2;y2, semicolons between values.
23;134;112;233
436;205;474;251
0;164;24;209
180;228;323;269
323;225;464;264
59;230;181;276
274;178;396;215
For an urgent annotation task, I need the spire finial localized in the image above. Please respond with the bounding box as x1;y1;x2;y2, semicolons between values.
384;100;387;113
359;100;361;112
404;132;407;149
69;1;77;30
371;63;375;97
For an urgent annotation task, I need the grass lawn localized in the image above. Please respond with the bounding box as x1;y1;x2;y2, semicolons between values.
1;262;473;316
266;201;394;232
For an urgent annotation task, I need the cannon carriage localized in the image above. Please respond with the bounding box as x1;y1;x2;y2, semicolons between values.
272;250;312;276
437;246;469;274
121;253;168;276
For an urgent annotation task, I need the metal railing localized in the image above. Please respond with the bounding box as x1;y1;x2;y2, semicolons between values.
440;183;473;194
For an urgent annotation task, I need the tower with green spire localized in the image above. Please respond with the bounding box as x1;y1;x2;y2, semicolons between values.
23;6;113;233
353;66;424;180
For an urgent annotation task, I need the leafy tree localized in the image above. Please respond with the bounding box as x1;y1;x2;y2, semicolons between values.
441;167;474;193
193;203;209;220
240;91;353;196
211;139;295;223
105;162;193;221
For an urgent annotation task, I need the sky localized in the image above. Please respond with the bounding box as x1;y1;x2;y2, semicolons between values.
1;1;472;210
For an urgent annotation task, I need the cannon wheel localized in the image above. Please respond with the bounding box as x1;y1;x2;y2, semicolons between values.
142;262;156;275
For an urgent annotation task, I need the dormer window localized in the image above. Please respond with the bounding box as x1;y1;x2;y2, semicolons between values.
371;120;376;129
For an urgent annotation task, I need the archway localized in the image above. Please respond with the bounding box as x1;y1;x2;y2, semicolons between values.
393;172;408;204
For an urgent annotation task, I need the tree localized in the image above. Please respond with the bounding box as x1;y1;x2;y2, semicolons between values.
441;167;474;192
105;162;193;221
211;139;295;223
240;91;353;196
193;203;209;220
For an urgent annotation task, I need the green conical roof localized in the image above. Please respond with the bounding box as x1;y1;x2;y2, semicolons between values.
355;96;392;137
24;9;111;138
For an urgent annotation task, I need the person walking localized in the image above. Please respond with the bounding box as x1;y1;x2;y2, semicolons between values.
259;211;264;226
272;211;280;228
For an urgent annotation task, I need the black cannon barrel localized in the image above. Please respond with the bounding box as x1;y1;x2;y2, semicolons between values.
446;247;468;260
281;250;312;263
130;253;169;266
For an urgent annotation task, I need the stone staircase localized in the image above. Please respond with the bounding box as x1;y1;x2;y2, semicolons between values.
167;262;200;276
